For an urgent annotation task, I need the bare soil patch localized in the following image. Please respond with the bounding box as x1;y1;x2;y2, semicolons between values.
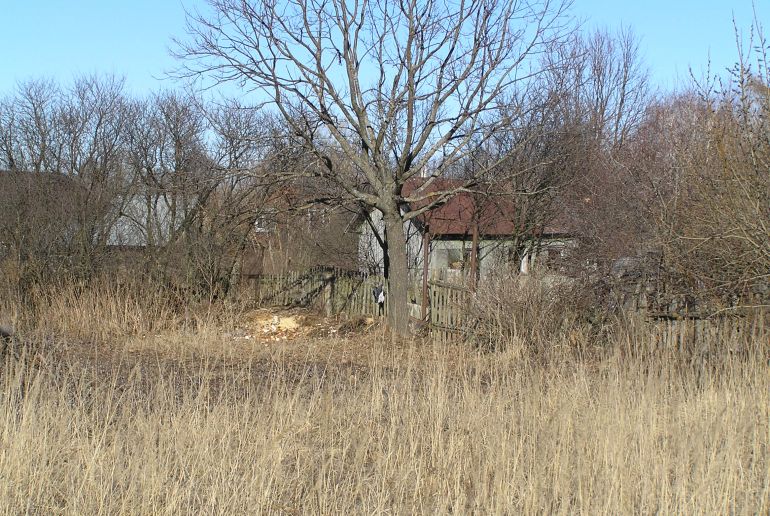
13;307;438;400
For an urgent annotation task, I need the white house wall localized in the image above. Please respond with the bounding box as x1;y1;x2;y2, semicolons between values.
357;209;576;278
359;223;520;277
429;239;518;276
357;210;425;276
108;193;193;247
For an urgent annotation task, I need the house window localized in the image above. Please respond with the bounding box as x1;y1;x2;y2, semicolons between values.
446;248;464;270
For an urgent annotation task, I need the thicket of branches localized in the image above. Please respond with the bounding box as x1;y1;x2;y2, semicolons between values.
616;19;770;312
0;77;291;300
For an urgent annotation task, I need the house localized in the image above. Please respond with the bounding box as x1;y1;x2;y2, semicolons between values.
356;178;574;283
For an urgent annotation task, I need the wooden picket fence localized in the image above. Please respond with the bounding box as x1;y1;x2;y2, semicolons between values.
429;280;472;343
242;268;768;348
332;273;390;317
243;268;474;341
632;313;767;355
243;268;467;336
243;267;388;318
247;269;327;307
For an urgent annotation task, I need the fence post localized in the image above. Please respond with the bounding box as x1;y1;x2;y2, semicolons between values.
324;270;335;317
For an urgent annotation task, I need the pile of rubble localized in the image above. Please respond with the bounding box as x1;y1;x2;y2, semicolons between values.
226;309;381;343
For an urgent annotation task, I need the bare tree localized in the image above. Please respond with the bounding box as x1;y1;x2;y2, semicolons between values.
187;99;283;298
1;79;60;173
176;0;573;334
56;75;134;274
0;76;134;285
121;93;284;299
1;79;280;300
538;27;654;274
648;55;770;307
0;97;20;170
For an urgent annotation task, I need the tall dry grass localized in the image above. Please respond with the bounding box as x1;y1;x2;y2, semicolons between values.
1;343;768;513
0;276;248;342
0;283;768;513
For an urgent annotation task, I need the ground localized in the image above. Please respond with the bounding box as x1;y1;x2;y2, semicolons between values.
25;307;453;394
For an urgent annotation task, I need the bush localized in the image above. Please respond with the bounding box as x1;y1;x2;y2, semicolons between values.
467;268;605;354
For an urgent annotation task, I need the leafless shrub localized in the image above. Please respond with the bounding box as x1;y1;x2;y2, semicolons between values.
467;269;603;354
615;16;770;311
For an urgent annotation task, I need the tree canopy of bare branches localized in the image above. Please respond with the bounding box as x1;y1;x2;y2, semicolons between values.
176;0;574;334
0;76;284;300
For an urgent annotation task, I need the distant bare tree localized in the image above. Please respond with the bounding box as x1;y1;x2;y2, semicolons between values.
186;99;283;298
121;93;284;299
176;0;574;334
649;44;770;307
0;76;133;285
539;27;655;277
0;97;20;170
0;80;281;301
123;91;209;257
56;75;134;273
1;79;60;173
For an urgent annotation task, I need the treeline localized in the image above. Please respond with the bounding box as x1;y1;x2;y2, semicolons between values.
0;77;304;299
1;22;768;314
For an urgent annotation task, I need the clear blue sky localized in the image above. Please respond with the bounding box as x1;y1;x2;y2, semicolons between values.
0;0;766;96
572;0;767;90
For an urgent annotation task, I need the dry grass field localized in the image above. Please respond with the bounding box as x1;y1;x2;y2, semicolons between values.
0;284;768;514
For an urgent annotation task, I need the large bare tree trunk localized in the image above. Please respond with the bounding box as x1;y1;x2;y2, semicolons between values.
383;211;410;337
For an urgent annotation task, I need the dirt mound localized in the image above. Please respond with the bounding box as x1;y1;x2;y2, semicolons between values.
231;308;380;343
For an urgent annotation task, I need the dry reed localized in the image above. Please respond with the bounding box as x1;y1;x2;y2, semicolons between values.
0;284;767;514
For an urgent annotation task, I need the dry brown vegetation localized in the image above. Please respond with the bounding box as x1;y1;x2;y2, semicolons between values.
0;285;768;514
0;3;767;513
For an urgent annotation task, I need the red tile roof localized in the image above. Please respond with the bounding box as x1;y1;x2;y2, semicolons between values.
402;177;569;237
